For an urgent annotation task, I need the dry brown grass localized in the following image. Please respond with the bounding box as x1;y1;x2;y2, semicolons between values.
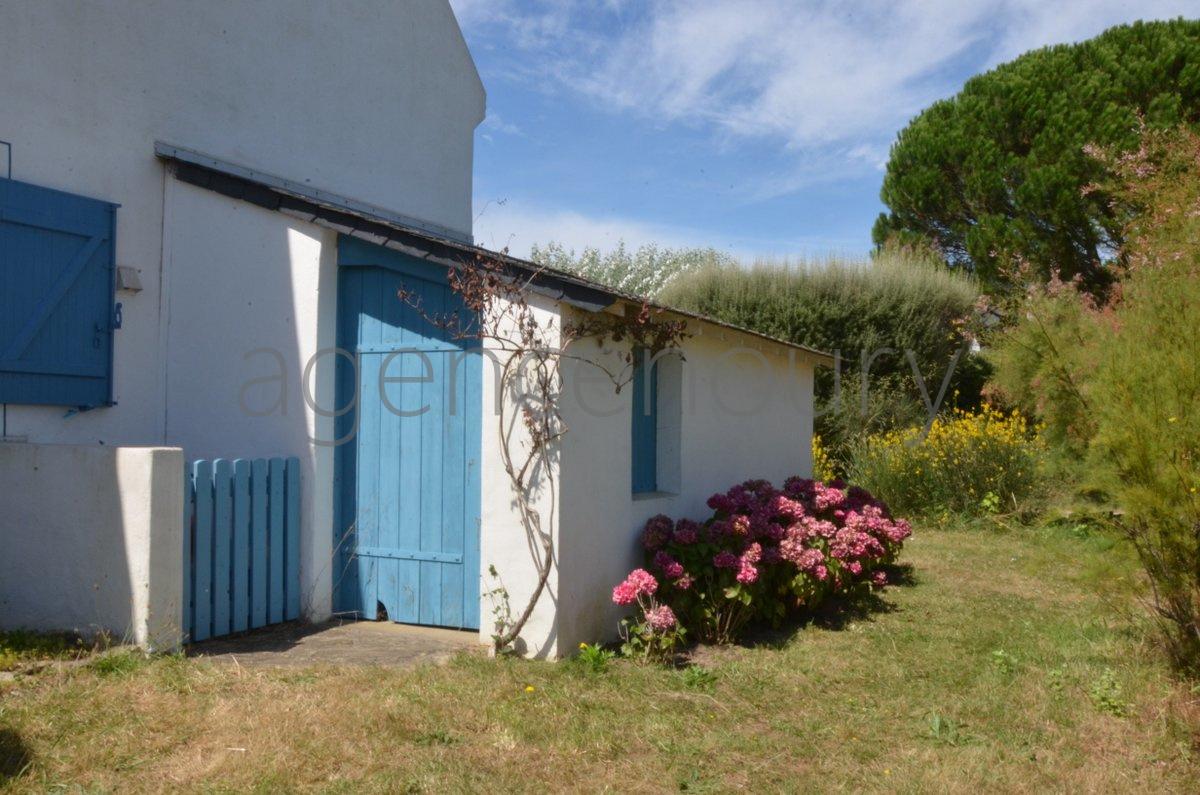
2;523;1198;792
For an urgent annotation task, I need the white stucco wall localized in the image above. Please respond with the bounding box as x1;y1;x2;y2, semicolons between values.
477;294;566;657
0;1;481;629
558;316;817;654
480;300;820;658
160;180;339;622
0;0;483;446
0;442;184;650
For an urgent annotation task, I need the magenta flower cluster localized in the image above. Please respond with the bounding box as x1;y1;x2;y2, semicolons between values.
614;476;912;644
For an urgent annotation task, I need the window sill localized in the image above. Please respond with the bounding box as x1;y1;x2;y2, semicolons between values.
632;490;678;502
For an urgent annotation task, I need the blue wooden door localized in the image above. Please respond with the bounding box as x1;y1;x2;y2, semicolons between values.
335;237;482;630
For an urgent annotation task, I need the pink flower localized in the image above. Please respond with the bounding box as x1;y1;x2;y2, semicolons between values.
805;516;838;539
641;515;674;550
653;551;685;579
645;604;677;632
781;542;826;573
706;493;735;513
612;568;658;605
626;568;658;595
768;493;806;522
673;519;701;545
626;477;911;628
713;550;739;569
814;483;847;512
612;581;638;606
736;561;759;584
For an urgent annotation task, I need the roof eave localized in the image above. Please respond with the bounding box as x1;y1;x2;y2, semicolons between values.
154;142;834;364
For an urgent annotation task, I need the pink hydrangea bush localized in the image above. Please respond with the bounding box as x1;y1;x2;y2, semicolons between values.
612;568;686;662
613;477;912;646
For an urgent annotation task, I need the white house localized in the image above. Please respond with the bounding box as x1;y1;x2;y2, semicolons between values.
0;0;827;657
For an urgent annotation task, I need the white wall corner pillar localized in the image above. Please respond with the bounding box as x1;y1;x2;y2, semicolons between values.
130;446;186;651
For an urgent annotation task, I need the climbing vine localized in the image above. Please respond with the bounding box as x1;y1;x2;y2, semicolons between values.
400;252;688;653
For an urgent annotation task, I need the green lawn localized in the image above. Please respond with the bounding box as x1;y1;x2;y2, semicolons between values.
2;522;1197;792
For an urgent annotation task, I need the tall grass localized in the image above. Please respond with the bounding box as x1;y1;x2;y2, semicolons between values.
660;248;981;366
2;528;1196;791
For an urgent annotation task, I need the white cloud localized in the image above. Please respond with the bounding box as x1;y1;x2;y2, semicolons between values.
480;111;523;141
453;0;1197;189
470;197;862;260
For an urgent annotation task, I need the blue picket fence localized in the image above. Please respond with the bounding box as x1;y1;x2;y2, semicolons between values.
183;457;301;642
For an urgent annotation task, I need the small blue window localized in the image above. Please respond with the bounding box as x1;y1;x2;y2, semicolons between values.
0;177;118;408
631;348;658;493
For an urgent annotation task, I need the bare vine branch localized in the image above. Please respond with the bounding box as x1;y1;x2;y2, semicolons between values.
398;252;688;652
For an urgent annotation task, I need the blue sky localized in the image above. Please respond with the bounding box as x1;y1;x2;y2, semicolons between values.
450;0;1195;260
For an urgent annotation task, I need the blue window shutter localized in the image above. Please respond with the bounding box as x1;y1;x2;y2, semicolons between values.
631;348;658;493
0;177;118;407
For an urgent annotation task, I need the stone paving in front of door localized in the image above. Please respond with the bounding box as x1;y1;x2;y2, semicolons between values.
187;619;480;668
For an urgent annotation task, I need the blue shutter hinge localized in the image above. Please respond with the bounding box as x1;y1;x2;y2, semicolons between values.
112;302;123;330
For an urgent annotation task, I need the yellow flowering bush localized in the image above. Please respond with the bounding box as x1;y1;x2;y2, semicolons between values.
846;406;1043;517
811;434;837;482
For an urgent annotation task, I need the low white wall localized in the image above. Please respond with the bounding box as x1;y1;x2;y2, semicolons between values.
0;442;184;650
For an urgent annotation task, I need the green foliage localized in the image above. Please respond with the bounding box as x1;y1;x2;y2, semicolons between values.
927;713;967;746
662;248;987;468
0;630;100;672
1090;251;1200;676
618;615;686;664
986;285;1102;464
572;642;616;675
662;248;979;375
1088;668;1129;717
990;649;1019;676
530;240;735;298
846;406;1043;519
677;665;718;691
88;650;149;678
986;125;1200;675
875;19;1200;295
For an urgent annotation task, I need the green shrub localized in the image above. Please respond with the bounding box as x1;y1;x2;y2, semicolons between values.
617;478;912;649
986;125;1200;675
986;284;1102;465
846;406;1043;518
661;248;988;469
1089;255;1200;675
530;240;734;298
